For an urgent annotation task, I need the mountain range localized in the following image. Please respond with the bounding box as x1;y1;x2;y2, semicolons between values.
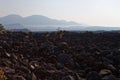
0;14;81;31
0;14;120;31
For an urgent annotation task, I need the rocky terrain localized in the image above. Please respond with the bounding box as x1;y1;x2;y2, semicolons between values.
0;31;120;80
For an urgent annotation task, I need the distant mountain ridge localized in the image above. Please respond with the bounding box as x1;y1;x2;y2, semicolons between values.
4;23;25;29
0;14;79;25
1;14;120;31
10;28;30;32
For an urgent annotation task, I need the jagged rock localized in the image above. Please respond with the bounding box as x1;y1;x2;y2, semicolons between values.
86;71;102;80
12;75;26;80
32;72;37;80
57;53;73;65
3;67;15;74
99;69;111;76
55;63;64;70
102;74;117;80
0;31;120;80
5;52;11;58
62;75;75;80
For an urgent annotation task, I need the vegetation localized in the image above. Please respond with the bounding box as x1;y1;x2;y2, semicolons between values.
0;68;7;80
0;24;5;31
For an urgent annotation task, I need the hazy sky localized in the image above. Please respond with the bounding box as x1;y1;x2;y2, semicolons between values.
1;0;120;26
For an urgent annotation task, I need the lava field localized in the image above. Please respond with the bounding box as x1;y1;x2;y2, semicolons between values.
0;31;120;80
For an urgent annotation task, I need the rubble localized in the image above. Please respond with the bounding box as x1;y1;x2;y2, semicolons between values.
0;31;120;80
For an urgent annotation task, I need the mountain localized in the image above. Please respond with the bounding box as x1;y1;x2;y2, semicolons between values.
0;14;79;25
83;26;120;31
0;15;23;24
0;14;81;31
23;15;78;25
4;23;25;29
1;14;120;32
10;28;31;32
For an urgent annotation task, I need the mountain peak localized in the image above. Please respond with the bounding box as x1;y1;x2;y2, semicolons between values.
2;14;23;19
0;14;79;25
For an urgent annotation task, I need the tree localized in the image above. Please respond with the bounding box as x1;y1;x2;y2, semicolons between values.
0;24;5;31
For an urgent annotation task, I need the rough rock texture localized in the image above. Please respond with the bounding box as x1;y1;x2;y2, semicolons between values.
0;31;120;80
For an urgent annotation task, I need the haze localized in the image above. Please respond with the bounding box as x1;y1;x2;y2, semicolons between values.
0;0;120;27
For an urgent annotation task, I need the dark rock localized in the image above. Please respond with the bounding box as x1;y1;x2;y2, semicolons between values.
99;69;111;76
86;71;102;80
57;53;73;65
0;31;120;80
102;75;117;80
62;75;75;80
55;63;64;70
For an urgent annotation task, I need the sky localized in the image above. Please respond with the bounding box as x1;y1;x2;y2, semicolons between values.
0;0;120;26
